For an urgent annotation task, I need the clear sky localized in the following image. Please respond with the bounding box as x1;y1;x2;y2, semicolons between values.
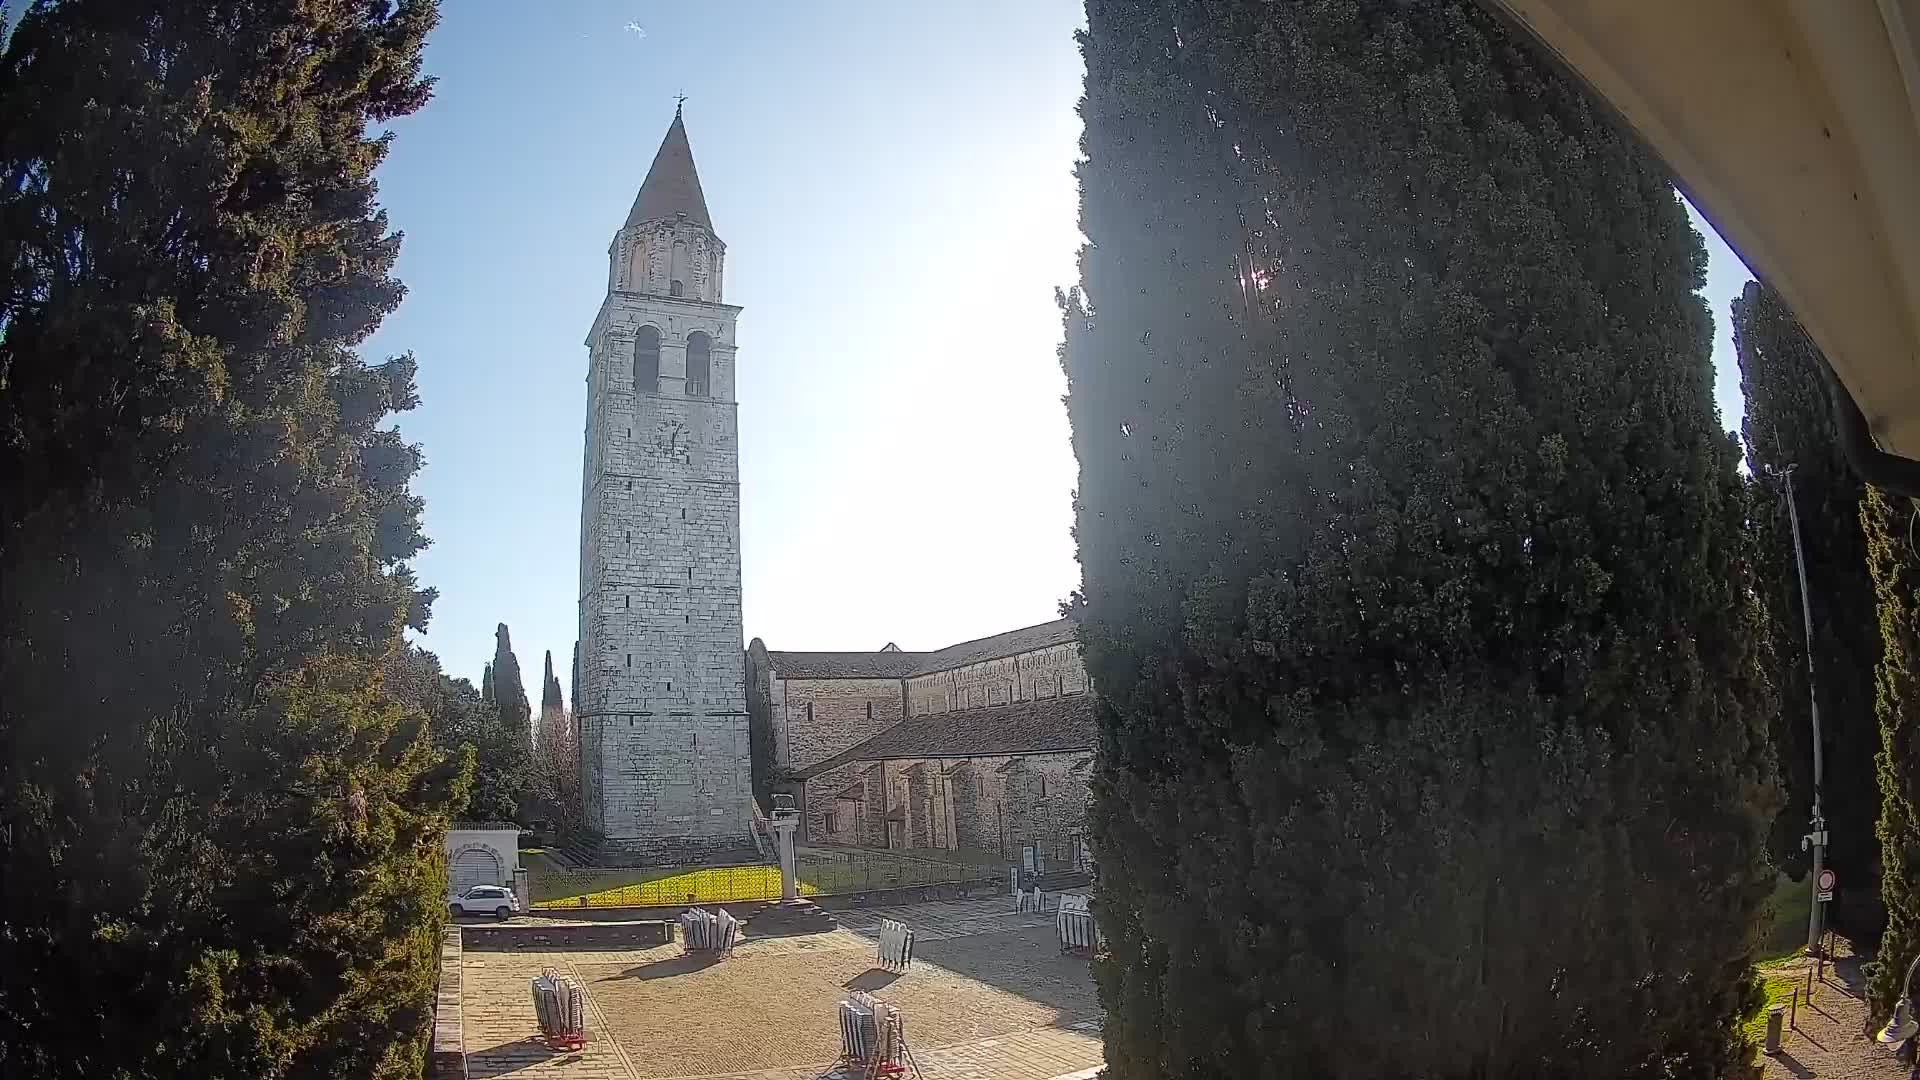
362;1;1752;689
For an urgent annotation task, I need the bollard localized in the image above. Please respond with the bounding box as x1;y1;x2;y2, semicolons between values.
1764;1005;1786;1055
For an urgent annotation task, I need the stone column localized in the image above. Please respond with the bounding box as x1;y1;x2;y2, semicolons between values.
769;812;799;902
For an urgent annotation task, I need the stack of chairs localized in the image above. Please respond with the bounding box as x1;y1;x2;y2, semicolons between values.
1015;886;1052;914
837;991;920;1077
1056;894;1095;956
874;918;915;974
678;907;739;956
529;967;586;1049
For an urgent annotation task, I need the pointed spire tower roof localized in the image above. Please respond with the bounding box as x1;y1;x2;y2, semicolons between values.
625;105;714;233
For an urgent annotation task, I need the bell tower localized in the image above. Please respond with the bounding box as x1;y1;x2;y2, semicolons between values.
576;107;752;860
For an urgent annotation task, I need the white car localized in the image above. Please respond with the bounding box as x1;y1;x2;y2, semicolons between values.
449;884;520;919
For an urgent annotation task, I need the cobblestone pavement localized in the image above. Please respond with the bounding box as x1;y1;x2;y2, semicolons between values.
463;897;1103;1080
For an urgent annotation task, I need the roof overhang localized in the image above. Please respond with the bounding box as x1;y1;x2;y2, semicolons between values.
1484;0;1920;463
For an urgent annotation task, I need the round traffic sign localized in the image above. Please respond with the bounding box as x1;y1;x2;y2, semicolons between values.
1818;868;1837;891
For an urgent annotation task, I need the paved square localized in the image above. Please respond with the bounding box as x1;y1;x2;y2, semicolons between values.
461;898;1104;1080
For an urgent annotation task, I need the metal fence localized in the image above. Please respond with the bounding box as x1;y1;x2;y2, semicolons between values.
530;849;999;910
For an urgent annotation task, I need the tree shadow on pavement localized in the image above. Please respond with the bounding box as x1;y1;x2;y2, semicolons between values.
617;952;727;980
465;1037;577;1079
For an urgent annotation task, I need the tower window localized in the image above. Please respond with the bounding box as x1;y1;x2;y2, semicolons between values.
686;331;711;397
634;324;661;394
670;240;689;296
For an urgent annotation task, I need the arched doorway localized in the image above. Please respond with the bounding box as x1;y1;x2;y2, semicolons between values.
450;845;503;895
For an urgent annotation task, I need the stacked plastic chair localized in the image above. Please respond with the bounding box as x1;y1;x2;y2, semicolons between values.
837;990;920;1077
874;918;915;974
1056;895;1095;956
529;967;587;1050
678;906;739;956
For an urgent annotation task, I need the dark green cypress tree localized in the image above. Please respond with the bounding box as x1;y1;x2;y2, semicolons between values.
492;622;531;747
0;2;457;1076
1733;281;1884;936
541;649;564;725
1864;488;1920;1019
1064;1;1775;1075
464;623;531;822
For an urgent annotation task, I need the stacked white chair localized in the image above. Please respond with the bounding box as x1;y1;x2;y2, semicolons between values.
837;990;919;1077
875;918;915;973
529;967;586;1047
1056;894;1095;955
678;907;740;955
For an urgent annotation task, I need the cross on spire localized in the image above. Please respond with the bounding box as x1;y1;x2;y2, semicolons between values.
674;91;688;118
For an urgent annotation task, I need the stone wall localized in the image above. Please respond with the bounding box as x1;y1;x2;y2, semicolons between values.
762;675;904;841
904;641;1088;717
803;751;1091;861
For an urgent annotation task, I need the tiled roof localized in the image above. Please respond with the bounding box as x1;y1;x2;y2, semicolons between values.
797;693;1097;779
768;650;926;679
763;618;1077;681
626;109;714;231
907;618;1078;676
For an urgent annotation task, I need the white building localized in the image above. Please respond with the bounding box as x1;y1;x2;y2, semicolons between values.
574;108;754;861
445;823;521;895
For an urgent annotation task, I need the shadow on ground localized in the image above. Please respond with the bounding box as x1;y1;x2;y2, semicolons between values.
465;1037;581;1079
1766;1050;1816;1079
619;953;727;980
844;968;901;992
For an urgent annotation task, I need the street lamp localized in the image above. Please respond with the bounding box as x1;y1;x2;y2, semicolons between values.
1774;463;1831;955
1876;952;1920;1051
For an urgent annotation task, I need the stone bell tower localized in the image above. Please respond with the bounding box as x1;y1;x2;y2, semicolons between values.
576;107;752;861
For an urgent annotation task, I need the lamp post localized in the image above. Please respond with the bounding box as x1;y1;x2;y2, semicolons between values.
1778;464;1831;955
1875;952;1920;1054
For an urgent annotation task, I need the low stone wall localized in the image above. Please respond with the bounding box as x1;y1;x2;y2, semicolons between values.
810;878;995;910
428;927;466;1079
462;919;681;951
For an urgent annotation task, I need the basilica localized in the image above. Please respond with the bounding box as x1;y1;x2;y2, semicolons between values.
576;111;1091;864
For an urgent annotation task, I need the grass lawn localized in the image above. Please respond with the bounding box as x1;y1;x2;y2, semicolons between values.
532;861;815;908
1743;965;1804;1044
1757;871;1814;963
1738;873;1816;1048
525;847;998;908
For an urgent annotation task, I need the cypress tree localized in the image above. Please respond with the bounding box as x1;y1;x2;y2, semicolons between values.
1064;1;1774;1075
1864;488;1920;1018
0;2;457;1076
1733;281;1883;935
492;623;531;744
462;623;531;823
541;649;565;734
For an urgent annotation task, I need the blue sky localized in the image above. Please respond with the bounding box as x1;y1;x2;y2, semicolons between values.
363;1;1751;689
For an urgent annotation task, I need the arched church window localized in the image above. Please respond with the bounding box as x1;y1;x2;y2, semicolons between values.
634;325;660;395
686;331;711;397
670;240;689;297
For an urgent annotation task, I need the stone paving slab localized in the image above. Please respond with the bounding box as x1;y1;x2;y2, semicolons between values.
463;896;1102;1080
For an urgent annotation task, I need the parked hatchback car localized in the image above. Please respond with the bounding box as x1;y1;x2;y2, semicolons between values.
449;884;519;919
